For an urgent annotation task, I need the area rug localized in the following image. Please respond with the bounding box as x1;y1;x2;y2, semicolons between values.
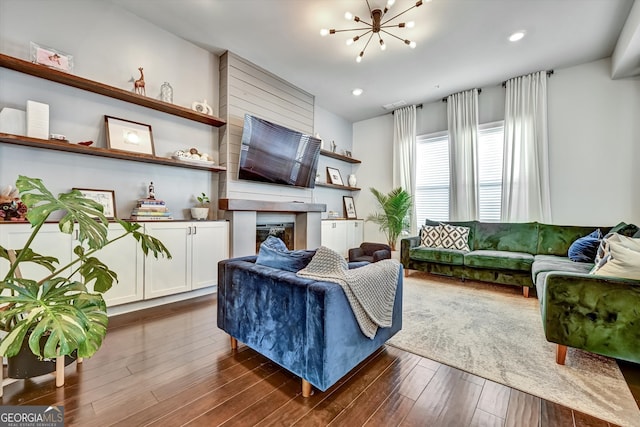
387;272;640;427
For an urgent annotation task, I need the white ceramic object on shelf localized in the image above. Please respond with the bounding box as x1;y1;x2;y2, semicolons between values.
348;174;357;187
190;207;209;220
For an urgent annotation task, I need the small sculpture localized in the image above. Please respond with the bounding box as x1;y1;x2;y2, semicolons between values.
134;67;146;95
191;100;213;115
148;181;155;199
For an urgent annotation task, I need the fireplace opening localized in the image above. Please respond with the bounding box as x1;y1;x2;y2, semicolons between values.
256;222;295;252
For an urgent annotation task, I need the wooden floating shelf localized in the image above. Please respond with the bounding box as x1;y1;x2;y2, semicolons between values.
0;53;226;127
315;182;361;191
0;133;227;172
320;149;361;164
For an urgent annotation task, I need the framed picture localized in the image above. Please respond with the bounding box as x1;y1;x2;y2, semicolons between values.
343;196;357;219
326;167;344;186
30;42;73;72
344;150;352;158
105;116;155;156
74;188;116;219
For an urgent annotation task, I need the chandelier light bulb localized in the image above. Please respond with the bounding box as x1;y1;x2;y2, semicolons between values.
356;51;364;63
379;39;386;50
344;11;353;20
387;0;396;7
409;41;417;48
406;21;415;28
320;28;329;37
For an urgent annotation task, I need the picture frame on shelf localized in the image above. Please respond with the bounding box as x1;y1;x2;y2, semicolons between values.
105;115;155;156
343;196;357;219
30;42;73;73
326;167;344;186
73;188;116;219
344;150;352;158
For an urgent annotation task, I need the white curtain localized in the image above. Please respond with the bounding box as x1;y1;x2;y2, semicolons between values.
392;105;417;235
501;71;551;223
447;89;479;221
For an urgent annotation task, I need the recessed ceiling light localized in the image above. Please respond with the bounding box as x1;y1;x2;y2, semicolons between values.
352;88;363;96
509;31;526;42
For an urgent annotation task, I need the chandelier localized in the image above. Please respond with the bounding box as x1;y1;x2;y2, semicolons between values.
320;0;424;63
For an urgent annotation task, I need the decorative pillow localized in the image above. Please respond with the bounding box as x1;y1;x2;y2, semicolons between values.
420;224;442;247
438;223;470;251
255;236;315;272
609;222;640;237
568;229;602;263
591;233;640;280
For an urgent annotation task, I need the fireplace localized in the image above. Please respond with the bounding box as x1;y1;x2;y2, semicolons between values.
256;222;295;252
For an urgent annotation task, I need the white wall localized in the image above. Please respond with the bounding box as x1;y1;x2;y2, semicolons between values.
0;0;219;219
354;58;640;243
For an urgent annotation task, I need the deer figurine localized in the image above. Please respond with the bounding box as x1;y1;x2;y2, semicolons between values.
133;67;145;95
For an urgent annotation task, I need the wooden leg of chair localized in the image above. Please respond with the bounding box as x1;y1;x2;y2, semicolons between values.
556;345;568;365
1;358;3;398
77;357;83;364
404;268;409;277
230;336;238;350
55;356;65;387
302;379;312;397
523;287;530;298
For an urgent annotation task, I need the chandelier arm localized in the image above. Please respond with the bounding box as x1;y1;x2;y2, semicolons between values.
379;24;408;29
330;27;373;33
380;29;410;43
380;4;421;26
361;32;375;52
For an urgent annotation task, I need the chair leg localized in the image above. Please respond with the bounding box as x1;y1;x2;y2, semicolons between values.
302;379;312;397
229;336;238;350
556;344;568;365
523;287;530;298
55;356;65;387
404;269;409;277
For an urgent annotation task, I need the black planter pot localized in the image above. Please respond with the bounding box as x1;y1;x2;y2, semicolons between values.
7;336;77;379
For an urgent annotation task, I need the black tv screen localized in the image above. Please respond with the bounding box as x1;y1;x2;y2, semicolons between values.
238;114;321;189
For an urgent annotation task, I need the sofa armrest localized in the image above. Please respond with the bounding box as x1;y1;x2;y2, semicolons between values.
401;236;420;267
372;249;391;262
541;271;640;363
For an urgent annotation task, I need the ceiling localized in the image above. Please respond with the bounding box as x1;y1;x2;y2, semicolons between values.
108;0;635;123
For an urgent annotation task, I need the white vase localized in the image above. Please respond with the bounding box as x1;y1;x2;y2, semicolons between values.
190;207;209;220
348;174;357;187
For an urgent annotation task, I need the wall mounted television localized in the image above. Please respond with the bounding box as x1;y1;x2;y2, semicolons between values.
238;114;321;189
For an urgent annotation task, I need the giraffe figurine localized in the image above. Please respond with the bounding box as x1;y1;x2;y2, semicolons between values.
134;67;145;95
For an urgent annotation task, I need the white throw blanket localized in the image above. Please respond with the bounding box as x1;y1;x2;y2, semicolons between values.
297;246;400;339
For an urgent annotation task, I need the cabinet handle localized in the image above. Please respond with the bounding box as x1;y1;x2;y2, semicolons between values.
193;226;197;235
187;226;192;235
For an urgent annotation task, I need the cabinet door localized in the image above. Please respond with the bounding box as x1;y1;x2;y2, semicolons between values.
144;222;190;299
321;221;347;257
0;223;73;282
190;222;229;290
346;220;364;252
89;224;144;306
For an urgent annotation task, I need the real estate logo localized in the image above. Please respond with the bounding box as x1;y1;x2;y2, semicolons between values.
0;405;64;427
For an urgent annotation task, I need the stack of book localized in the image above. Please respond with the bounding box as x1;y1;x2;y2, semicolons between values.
130;198;173;221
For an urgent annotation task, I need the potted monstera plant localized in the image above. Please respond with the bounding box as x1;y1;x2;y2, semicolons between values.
366;187;413;251
0;175;171;376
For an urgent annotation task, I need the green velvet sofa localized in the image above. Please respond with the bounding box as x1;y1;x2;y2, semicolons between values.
401;220;640;365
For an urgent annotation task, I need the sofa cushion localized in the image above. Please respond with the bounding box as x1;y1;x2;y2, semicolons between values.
568;229;602;263
255;236;315;272
532;255;593;283
420;224;442;247
610;222;640;237
536;224;609;256
473;222;538;254
409;247;466;265
439;223;470;251
464;250;534;271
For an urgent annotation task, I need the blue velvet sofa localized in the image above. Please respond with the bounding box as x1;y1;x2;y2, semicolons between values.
217;255;403;396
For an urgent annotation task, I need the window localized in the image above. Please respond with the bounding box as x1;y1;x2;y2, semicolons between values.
415;122;504;224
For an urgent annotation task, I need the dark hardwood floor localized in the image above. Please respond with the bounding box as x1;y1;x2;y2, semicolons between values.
1;294;632;426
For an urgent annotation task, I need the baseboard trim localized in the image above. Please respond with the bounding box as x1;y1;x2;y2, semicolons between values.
106;286;217;318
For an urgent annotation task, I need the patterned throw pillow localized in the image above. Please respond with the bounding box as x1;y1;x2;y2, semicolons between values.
439;223;471;251
420;224;442;247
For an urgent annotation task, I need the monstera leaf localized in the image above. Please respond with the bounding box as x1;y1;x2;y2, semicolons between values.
0;175;172;360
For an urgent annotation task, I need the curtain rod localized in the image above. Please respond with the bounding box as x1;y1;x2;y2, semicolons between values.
501;70;554;88
391;103;423;115
441;88;482;103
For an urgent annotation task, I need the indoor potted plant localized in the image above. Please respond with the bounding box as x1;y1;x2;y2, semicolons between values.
366;187;413;251
0;175;171;372
190;192;210;220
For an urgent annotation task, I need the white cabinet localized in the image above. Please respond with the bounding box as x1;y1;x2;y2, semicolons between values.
0;223;73;282
144;221;228;299
89;224;144;306
321;220;363;258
